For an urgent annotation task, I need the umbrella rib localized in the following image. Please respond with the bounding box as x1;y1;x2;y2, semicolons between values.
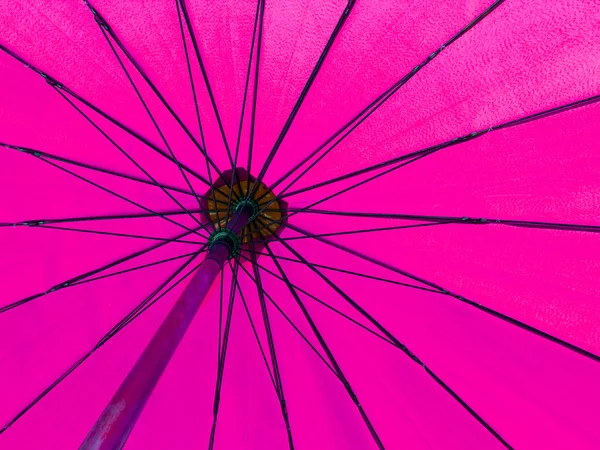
242;220;456;242
208;260;239;450
0;43;213;188
240;152;427;237
96;27;207;229
264;243;385;450
247;0;357;201
243;248;441;295
288;208;600;234
175;0;230;233
230;263;278;392
246;0;266;194
249;245;295;448
36;154;211;239
240;250;395;347
0;251;201;435
84;2;228;183
237;262;340;380
272;237;512;449
0;209;212;228
281;93;600;200
224;0;262;226
255;0;507;206
1;142;199;198
250;248;282;394
36;224;201;244
56;85;206;221
177;0;235;169
0;226;203;315
217;0;266;236
287;223;600;364
71;250;201;287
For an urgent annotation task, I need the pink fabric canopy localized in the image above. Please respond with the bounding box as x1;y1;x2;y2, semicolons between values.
1;0;599;448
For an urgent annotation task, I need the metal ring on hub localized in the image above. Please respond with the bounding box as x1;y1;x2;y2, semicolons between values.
233;198;259;217
208;229;242;259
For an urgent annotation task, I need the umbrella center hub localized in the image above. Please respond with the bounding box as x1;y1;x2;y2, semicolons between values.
204;171;286;246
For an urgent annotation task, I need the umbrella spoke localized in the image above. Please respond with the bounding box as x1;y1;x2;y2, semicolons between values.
1;142;198;198
230;262;278;392
288;208;600;234
36;224;201;244
177;0;235;169
35;154;211;238
243;247;441;295
0;251;201;435
208;260;239;450
237;262;339;379
250;247;281;392
95;26;207;229
264;243;385;450
72;250;201;287
247;151;428;236
0;226;203;314
272;237;512;449
0;43;212;187
240;250;394;347
247;0;357;200
281;94;600;201
176;0;230;233
84;2;228;183
224;0;263;226
249;244;294;448
246;0;266;194
243;220;456;242
57;83;207;228
0;209;215;228
286;223;600;364
256;0;507;205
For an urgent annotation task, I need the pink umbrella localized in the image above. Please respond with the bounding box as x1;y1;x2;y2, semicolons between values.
1;0;599;448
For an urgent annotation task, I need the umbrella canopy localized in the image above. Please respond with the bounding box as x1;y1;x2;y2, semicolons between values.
1;0;600;448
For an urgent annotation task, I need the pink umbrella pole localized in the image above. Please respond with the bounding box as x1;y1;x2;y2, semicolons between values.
80;205;252;450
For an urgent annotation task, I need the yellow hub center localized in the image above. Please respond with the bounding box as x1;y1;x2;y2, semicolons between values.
207;179;283;244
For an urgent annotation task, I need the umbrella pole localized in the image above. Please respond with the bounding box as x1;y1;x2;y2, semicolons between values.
80;207;251;450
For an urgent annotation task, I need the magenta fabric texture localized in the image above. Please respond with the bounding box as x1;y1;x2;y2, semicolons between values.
1;0;600;448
